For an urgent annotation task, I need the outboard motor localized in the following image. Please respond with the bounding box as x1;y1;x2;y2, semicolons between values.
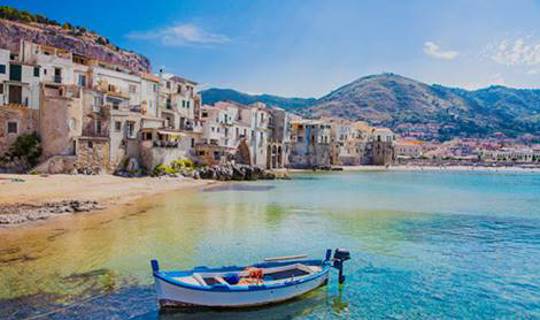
332;248;351;284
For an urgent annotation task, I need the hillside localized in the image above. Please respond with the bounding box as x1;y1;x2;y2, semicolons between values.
201;88;316;110
203;74;540;140
0;6;150;72
308;74;540;140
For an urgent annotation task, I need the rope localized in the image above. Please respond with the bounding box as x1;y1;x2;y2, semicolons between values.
21;292;109;320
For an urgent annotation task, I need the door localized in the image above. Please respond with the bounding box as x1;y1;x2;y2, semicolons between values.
8;85;22;105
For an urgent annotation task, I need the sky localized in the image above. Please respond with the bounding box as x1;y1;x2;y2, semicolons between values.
5;0;540;97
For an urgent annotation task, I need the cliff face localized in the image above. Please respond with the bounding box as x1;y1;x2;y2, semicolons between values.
0;19;150;72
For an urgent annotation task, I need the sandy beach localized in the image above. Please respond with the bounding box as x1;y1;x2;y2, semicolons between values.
0;174;217;225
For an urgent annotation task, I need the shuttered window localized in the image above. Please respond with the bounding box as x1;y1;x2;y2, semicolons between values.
9;64;21;81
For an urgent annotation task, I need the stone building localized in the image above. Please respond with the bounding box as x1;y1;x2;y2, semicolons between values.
289;119;333;168
267;107;290;169
195;101;271;168
371;128;396;166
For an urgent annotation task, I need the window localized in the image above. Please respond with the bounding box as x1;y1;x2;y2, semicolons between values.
186;101;190;108
94;96;103;107
88;141;93;149
33;67;40;77
68;118;77;130
129;84;137;94
7;121;17;134
191;138;195;148
95;120;102;134
0;64;5;74
166;81;170;89
54;68;62;83
153;84;158;92
78;75;86;87
126;121;135;138
182;100;186;108
115;121;122;132
9;64;21;81
142;132;152;140
0;84;3;95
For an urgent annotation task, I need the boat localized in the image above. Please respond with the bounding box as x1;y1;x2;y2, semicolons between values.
150;248;351;308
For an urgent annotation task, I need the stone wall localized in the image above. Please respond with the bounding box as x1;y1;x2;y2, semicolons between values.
0;105;39;156
372;141;395;166
289;142;332;168
39;86;83;158
75;137;110;172
140;139;194;171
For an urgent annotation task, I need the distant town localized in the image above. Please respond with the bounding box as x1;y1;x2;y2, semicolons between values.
1;37;539;176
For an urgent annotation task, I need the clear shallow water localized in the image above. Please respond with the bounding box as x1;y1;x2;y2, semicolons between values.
1;170;540;319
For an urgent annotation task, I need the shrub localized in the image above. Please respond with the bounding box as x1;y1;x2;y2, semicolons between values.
7;132;42;167
152;163;177;176
170;159;195;171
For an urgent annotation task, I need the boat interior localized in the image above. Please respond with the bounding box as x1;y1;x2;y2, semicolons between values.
173;262;323;288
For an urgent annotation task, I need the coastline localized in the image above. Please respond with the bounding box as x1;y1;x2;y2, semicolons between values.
2;164;538;226
287;164;540;173
0;174;218;227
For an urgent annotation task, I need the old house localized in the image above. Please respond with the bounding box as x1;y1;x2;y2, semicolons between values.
289;119;332;168
267;107;290;169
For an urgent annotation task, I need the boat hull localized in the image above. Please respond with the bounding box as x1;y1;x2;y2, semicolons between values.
154;270;329;308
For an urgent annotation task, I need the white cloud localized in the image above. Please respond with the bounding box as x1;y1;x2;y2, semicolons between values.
127;23;230;47
491;38;540;66
423;41;459;60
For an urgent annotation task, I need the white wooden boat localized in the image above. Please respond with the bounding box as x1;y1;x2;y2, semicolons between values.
151;249;350;308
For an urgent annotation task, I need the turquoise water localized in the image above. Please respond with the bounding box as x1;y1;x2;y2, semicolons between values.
1;170;540;319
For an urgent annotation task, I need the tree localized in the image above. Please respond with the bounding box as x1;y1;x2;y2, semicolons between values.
7;132;42;167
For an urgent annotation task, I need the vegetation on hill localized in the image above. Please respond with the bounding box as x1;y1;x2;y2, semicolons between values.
201;88;317;110
0;6;60;25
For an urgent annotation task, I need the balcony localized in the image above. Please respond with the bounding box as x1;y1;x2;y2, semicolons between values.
153;140;179;148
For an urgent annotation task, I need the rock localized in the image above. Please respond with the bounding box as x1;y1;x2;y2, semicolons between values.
0;19;151;73
0;200;104;225
125;158;140;172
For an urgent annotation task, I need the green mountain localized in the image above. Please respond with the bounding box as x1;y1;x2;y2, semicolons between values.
203;74;540;140
201;88;316;110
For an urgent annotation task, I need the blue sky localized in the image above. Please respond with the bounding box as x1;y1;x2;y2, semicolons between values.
5;0;540;97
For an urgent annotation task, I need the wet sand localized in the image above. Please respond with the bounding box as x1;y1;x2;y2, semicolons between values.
0;174;217;226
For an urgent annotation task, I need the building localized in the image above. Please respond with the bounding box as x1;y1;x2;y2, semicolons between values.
267;107;290;169
196;101;271;168
395;139;425;159
0;39;399;174
289;119;332;168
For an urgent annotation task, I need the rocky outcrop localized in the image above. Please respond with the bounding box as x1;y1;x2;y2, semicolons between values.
196;164;285;181
0;200;104;225
149;162;288;181
0;19;150;73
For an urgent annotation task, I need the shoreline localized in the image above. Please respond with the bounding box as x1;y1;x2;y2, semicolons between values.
287;164;540;173
1;164;538;227
0;174;219;227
